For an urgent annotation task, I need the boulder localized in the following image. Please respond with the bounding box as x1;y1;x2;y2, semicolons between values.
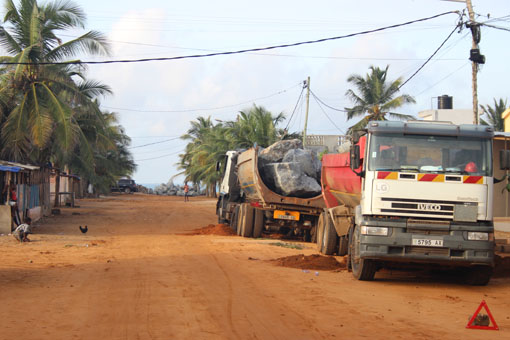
258;139;303;164
263;162;321;198
282;148;321;180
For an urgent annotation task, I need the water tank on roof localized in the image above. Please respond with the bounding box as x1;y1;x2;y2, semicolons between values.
438;95;453;109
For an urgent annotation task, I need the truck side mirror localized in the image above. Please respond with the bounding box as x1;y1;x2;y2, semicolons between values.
350;145;361;170
216;161;221;172
500;150;510;170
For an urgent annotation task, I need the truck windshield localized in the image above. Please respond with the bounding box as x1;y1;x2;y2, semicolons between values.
368;133;492;176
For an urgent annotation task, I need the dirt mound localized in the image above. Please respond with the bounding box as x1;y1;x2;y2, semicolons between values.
494;255;510;278
186;224;236;236
271;254;346;271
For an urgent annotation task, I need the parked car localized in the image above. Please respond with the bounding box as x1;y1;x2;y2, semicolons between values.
111;179;138;194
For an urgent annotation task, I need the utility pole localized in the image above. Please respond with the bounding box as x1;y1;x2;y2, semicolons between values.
465;0;484;125
303;76;311;148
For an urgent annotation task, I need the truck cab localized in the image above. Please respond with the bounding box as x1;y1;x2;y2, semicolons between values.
349;121;495;284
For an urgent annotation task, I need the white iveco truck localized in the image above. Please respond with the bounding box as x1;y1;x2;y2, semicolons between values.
320;120;497;285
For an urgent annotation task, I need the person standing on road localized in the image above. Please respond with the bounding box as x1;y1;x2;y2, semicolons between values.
183;182;189;202
3;182;21;226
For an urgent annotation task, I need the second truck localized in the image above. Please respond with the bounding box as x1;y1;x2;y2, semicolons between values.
216;148;325;240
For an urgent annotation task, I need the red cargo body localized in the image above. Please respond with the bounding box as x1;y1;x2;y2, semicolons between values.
321;137;366;209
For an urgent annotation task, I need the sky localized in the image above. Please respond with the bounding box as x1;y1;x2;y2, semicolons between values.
4;0;510;185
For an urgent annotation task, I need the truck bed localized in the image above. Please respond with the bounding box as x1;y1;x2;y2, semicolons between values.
237;148;324;209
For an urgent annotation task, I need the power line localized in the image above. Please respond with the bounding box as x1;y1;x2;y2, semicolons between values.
0;11;459;66
311;94;345;134
309;90;347;112
415;62;470;96
135;150;183;162
104;83;300;113
283;84;305;132
482;23;510;32
398;21;461;90
129;137;182;149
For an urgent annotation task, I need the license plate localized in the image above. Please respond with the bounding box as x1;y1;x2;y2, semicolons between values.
412;238;444;247
274;210;300;221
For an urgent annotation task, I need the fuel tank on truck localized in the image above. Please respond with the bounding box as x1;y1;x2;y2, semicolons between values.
236;147;325;208
321;136;366;209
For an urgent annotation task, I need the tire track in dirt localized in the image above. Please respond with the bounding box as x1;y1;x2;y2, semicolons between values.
210;253;240;339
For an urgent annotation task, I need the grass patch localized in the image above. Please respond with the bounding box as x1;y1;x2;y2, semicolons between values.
268;242;304;250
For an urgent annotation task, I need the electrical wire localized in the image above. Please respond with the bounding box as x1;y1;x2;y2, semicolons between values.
415;62;470;96
283;84;305;132
0;11;459;66
311;95;345;134
129;136;182;149
310;90;347;112
398;22;461;90
104;83;300;113
134;150;183;162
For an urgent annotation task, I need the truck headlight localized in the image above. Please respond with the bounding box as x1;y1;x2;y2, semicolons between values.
361;226;389;236
467;232;489;241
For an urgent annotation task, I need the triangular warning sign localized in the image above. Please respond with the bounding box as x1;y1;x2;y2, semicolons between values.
466;300;499;330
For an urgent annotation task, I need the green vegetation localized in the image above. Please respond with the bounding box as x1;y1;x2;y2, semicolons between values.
179;104;295;197
0;0;135;193
345;65;415;133
480;98;507;132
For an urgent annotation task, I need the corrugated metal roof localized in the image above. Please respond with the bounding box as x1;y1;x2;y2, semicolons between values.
0;160;40;171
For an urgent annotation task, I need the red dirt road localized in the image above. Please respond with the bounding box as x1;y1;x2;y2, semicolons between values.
0;194;509;339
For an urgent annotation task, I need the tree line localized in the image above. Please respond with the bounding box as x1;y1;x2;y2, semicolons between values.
0;0;135;193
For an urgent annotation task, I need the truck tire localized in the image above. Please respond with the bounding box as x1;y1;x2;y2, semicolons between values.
321;212;338;255
124;187;131;194
231;205;240;233
350;225;377;281
252;209;264;238
216;197;227;224
316;212;325;253
465;265;493;286
240;204;254;237
338;235;349;256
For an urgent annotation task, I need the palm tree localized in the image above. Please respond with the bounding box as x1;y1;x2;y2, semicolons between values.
480;98;507;132
345;65;415;133
179;106;289;197
227;104;286;148
0;0;110;162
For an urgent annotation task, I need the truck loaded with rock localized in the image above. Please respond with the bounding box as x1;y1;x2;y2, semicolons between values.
218;120;501;285
216;139;325;240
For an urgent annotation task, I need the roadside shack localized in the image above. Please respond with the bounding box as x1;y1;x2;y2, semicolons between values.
0;161;51;234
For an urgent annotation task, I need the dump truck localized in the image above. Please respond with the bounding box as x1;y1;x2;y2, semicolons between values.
317;120;497;285
216;148;325;240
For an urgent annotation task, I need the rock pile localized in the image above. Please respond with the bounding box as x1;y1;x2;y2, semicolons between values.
258;139;322;198
153;181;199;196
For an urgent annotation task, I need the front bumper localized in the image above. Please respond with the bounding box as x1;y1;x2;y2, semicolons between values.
358;218;494;267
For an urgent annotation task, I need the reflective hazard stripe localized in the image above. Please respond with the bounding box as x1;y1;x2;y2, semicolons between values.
377;171;398;180
417;174;445;182
463;176;483;184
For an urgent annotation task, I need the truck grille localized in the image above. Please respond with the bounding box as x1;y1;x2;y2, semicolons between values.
380;198;476;219
406;246;449;256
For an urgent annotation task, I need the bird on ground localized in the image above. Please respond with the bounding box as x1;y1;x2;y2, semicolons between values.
79;225;88;234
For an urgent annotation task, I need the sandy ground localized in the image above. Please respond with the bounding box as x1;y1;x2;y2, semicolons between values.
0;194;509;340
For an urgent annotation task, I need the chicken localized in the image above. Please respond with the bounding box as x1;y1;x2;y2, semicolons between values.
79;225;88;234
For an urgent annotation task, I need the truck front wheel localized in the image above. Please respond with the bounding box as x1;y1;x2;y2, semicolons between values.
350;225;377;281
465;265;493;286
